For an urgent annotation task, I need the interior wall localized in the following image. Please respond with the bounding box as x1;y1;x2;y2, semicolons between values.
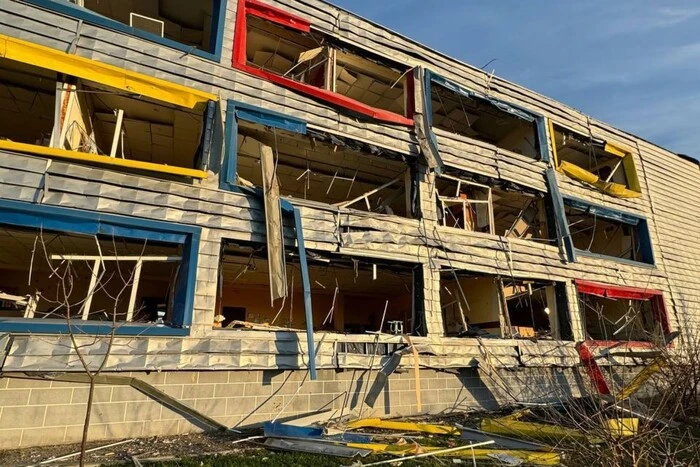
493;191;549;240
219;282;412;333
435;177;490;232
441;276;501;336
217;246;416;334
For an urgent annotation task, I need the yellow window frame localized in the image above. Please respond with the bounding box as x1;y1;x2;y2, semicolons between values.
0;34;216;109
547;118;641;198
0;33;216;179
0;141;208;179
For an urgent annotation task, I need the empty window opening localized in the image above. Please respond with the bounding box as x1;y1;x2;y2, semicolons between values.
80;0;220;53
64;79;207;169
441;273;502;337
0;225;182;325
493;188;553;243
436;174;555;245
431;83;539;158
503;279;558;339
435;175;493;233
565;200;654;264
440;270;567;340
0;57;57;146
246;15;327;86
237;122;413;217
216;241;421;335
577;281;669;343
0;55;214;178
333;50;407;115
552;123;640;197
239;7;410;119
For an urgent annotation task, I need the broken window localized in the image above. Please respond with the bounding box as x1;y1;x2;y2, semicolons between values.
577;280;669;343
62;78;212;171
236;121;414;217
28;0;226;59
0;201;198;333
234;0;412;125
429;77;541;158
0;52;215;179
332;50;407;116
435;175;493;233
436;174;555;245
503;279;561;339
440;270;569;340
550;122;641;198
492;188;553;243
564;198;654;265
215;241;422;335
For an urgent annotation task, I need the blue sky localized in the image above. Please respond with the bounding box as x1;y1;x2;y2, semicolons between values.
331;0;700;159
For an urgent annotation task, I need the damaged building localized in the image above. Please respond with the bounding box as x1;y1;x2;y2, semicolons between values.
0;0;697;450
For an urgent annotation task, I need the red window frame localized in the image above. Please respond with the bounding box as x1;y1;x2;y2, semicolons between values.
575;279;671;348
232;0;414;126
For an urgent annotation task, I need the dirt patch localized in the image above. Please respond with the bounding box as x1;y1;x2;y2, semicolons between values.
0;431;254;466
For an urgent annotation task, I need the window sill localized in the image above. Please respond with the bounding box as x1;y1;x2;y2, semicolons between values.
233;63;414;127
0;141;208;179
575;249;656;268
0;318;190;336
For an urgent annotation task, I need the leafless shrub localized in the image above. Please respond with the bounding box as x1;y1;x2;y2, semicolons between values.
36;232;147;467
520;336;700;467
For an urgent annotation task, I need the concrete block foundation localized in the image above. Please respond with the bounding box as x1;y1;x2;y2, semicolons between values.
0;367;590;449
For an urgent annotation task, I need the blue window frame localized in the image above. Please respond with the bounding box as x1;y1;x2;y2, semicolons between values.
219;99;307;191
23;0;228;62
563;196;655;266
545;167;577;262
0;198;200;335
423;69;550;162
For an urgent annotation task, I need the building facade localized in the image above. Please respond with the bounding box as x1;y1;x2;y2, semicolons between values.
0;0;697;449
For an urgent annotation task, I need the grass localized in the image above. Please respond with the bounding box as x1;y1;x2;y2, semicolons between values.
138;448;464;466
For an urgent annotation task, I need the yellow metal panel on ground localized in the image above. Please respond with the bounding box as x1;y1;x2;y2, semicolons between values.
346;418;460;435
481;416;596;444
0;34;216;109
0;141;208;179
606;418;639;437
